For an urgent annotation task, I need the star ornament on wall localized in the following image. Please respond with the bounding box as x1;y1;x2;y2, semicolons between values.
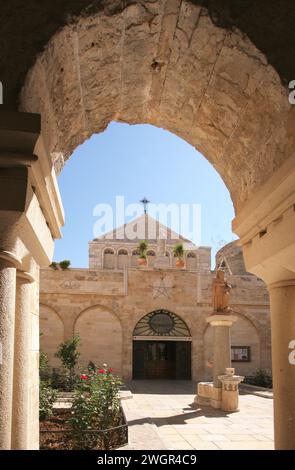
151;276;175;299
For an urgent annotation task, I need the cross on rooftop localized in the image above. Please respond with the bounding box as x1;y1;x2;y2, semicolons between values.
140;197;150;215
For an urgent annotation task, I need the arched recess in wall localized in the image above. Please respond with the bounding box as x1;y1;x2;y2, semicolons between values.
117;248;129;270
186;252;197;271
103;248;115;270
40;304;65;367
74;305;123;376
147;250;156;267
203;312;261;380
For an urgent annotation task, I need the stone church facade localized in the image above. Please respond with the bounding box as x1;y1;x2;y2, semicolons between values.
40;216;271;381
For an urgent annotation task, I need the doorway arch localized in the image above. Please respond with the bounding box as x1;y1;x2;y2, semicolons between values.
133;310;192;380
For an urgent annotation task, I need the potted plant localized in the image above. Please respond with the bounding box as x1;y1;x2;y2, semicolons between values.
137;240;148;267
173;243;185;268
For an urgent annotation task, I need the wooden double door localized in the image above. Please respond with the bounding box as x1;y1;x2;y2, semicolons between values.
133;340;191;380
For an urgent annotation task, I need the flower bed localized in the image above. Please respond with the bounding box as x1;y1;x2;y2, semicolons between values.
40;364;127;450
40;407;128;450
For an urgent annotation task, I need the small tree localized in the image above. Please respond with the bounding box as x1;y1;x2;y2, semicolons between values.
55;335;80;391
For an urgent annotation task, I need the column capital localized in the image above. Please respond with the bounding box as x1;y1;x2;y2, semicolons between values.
0;111;40;160
232;155;295;284
0;250;22;269
16;271;36;283
0;111;64;268
206;314;237;327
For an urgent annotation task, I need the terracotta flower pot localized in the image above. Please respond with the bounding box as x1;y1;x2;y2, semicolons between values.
175;258;185;268
137;257;147;266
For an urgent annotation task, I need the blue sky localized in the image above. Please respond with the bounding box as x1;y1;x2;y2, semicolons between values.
54;122;237;267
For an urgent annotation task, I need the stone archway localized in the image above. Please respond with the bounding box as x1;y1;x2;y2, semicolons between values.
19;0;292;212
1;0;295;451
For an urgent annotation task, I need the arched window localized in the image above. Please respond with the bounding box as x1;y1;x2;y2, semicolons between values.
147;250;156;267
186;251;197;271
103;248;115;269
133;310;191;337
147;250;156;256
131;249;140;267
118;248;129;269
118;249;128;255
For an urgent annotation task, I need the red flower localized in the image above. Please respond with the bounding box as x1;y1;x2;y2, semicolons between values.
80;374;88;380
108;368;113;373
98;369;105;374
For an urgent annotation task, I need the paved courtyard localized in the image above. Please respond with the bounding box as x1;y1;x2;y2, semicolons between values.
120;381;274;450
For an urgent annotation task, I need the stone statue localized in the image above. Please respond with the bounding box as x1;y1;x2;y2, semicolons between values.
212;267;232;314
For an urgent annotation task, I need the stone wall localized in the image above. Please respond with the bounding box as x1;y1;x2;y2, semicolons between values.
40;263;271;381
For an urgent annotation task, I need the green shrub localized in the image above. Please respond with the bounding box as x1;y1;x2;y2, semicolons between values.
40;381;57;421
68;365;122;449
59;260;71;270
138;240;148;259
50;261;59;270
245;369;272;388
40;350;51;383
55;335;80;391
173;242;184;259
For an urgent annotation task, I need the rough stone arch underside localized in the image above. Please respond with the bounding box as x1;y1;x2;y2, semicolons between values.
20;0;293;210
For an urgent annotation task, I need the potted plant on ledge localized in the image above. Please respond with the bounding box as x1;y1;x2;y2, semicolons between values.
137;240;148;267
173;242;185;269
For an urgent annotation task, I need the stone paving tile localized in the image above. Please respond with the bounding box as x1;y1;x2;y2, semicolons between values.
214;441;274;450
120;381;274;450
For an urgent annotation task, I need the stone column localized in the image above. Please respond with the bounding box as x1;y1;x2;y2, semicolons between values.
11;271;34;449
0;111;65;449
268;280;295;450
207;315;237;388
0;252;18;449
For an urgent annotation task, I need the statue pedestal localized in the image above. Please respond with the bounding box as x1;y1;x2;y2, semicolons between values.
207;314;237;388
195;314;242;411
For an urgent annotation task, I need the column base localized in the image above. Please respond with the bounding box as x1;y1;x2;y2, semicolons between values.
195;376;244;412
194;382;222;409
